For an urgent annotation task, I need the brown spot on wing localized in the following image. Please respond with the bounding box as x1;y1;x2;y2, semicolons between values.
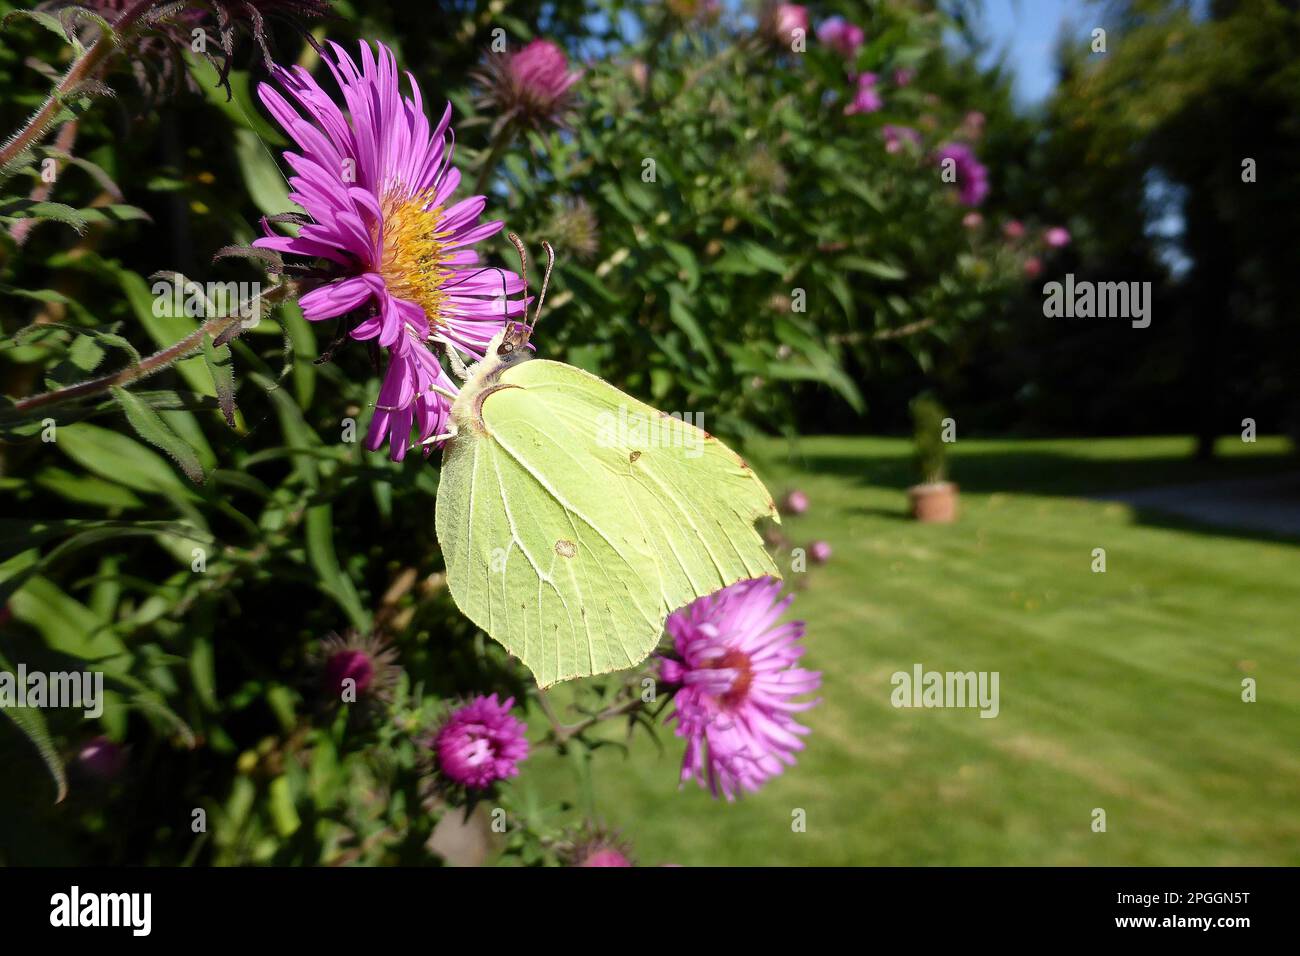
554;539;577;559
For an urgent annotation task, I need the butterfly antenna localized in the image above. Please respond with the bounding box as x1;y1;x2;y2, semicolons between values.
507;232;531;329
532;241;556;334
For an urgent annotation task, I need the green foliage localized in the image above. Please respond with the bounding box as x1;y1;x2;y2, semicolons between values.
479;1;1021;435
1004;0;1300;446
910;392;948;484
0;0;1020;865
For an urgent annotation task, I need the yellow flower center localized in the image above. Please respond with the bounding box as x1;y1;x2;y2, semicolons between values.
378;189;452;325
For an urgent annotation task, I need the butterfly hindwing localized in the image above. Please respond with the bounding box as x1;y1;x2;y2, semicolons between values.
435;358;779;687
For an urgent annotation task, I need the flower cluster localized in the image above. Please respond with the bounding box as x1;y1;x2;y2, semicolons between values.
845;72;883;115
315;630;400;705
251;31;825;845
431;694;530;791
256;40;529;460
817;17;865;61
935;142;990;207
758;3;810;51
473;38;583;132
1001;221;1073;278
560;823;635;867
882;124;922;154
659;577;822;800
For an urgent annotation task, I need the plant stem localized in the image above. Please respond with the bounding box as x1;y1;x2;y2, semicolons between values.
9;120;79;247
11;283;289;414
538;684;649;745
0;0;158;174
470;121;516;197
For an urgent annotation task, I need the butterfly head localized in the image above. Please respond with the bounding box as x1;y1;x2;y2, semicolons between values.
493;321;533;359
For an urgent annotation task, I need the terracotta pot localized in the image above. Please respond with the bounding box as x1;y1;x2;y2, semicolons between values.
908;481;958;523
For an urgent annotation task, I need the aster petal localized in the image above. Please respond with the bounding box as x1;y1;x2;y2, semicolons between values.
297;273;383;320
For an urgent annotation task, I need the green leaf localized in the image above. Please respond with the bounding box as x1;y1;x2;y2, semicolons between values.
2;10;71;43
662;241;701;291
234;128;293;219
5;571;124;662
766;360;865;412
75;204;152;226
712;241;787;276
666;283;717;368
34;466;145;509
305;505;369;631
116;269;216;397
838;177;884;211
56;422;198;501
739;241;789;276
0;200;88;234
201;336;237;427
110;386;206;483
40;147;122;199
67;333;106;373
279;302;315;410
841;256;907;281
268;775;301;838
190;636;218;712
0;650;67;804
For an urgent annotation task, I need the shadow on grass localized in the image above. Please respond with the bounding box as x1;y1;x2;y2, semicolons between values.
786;438;1300;545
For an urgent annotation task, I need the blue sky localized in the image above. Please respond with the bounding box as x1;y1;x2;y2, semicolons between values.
974;0;1088;105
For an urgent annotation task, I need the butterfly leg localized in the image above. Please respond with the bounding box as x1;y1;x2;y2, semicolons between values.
445;346;471;381
427;383;459;403
419;422;459;446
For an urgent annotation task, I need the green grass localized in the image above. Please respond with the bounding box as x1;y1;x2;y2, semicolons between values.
518;436;1300;865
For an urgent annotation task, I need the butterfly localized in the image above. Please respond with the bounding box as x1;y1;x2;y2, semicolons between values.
433;237;779;686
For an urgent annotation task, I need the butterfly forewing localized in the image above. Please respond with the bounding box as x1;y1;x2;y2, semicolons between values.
435;359;779;687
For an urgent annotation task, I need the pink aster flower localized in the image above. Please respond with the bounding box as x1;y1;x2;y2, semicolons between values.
935;142;990;206
1023;256;1043;278
316;630;400;704
817;17;864;60
893;67;915;87
1045;226;1072;248
366;328;461;460
882;124;922;154
581;848;631;867
476;38;583;130
781;489;809;515
433;694;529;791
253;40;526;457
844;72;883;115
78;736;126;781
962;211;983;229
767;3;809;48
563;823;635;867
659;577;821;801
1003;219;1025;240
808;540;832;564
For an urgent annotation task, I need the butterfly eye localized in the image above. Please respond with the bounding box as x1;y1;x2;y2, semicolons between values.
499;341;514;355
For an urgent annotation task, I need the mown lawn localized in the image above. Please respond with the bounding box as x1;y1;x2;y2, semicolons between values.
517;436;1300;865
